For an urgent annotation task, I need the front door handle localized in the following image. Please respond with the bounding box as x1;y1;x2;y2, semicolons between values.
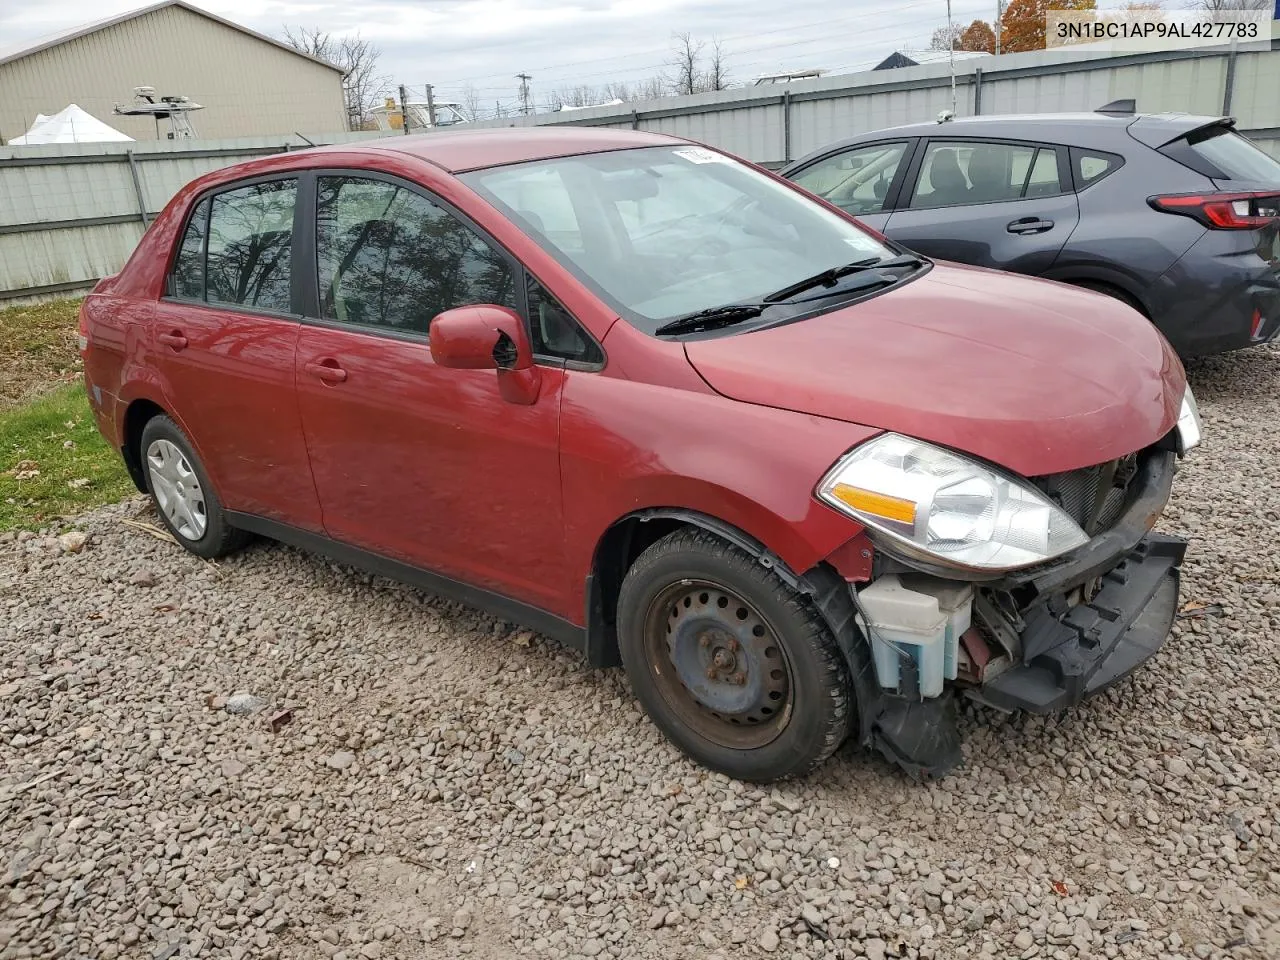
1007;217;1055;235
157;330;188;350
304;358;348;384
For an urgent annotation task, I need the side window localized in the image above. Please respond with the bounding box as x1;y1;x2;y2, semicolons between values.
206;180;297;312
317;176;516;336
911;142;1061;209
789;142;909;215
527;276;602;365
170;199;209;299
1071;149;1124;189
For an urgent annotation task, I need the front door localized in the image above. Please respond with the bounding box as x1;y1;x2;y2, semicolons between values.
155;178;322;530
884;139;1080;275
293;174;568;613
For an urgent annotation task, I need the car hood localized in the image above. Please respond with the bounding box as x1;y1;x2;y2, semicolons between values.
683;262;1185;477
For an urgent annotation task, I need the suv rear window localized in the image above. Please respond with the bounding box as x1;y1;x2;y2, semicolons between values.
1161;127;1280;183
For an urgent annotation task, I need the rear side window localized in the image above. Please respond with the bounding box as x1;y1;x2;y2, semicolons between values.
206;180;297;313
316;176;516;336
1161;127;1280;182
1071;149;1124;190
170;199;208;299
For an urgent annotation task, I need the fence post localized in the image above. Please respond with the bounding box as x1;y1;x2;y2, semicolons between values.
125;150;150;226
1222;41;1238;115
973;67;983;116
782;90;793;164
632;109;639;131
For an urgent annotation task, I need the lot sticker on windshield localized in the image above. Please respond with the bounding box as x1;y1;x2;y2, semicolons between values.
673;147;727;164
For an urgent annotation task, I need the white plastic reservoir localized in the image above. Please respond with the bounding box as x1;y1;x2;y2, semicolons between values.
855;575;973;698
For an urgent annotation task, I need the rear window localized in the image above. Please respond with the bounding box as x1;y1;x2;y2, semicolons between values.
1161;127;1280;183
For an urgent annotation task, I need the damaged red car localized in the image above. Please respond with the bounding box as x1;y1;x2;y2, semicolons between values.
80;128;1202;780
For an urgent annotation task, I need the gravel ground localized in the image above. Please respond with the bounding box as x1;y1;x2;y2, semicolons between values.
3;346;1279;960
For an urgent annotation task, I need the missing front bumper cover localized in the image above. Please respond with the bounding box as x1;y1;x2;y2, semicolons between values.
971;533;1186;714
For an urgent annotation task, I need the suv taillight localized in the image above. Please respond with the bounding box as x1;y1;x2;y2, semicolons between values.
1149;191;1280;230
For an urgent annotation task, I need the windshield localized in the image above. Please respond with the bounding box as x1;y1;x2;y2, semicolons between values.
460;145;896;333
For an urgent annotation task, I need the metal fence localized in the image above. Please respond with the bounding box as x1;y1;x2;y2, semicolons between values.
0;132;380;302
1;36;1277;303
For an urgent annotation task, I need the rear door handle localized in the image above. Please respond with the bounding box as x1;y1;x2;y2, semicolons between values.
157;330;188;350
304;359;348;384
1007;217;1055;235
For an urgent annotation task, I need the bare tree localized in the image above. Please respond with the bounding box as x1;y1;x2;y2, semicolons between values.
706;40;730;91
459;83;482;121
669;32;704;95
283;26;390;130
929;22;966;50
1190;0;1268;9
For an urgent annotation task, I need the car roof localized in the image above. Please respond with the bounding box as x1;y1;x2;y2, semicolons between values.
784;112;1224;168
306;127;685;173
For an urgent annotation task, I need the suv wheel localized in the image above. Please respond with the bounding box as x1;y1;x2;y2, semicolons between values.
140;415;250;559
616;528;852;781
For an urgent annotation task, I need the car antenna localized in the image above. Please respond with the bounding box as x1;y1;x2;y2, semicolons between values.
1095;99;1136;116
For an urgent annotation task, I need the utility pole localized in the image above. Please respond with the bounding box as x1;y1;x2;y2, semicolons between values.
424;83;438;128
398;84;411;135
995;0;1004;55
946;0;956;116
516;73;532;116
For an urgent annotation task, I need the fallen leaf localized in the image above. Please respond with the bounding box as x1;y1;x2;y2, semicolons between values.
62;440;76;450
67;478;91;490
511;630;533;647
734;875;750;890
1051;880;1069;896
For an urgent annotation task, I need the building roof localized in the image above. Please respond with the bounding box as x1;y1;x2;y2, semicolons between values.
0;1;345;73
873;49;992;70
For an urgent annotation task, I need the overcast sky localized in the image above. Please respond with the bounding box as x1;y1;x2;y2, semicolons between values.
1;0;1009;113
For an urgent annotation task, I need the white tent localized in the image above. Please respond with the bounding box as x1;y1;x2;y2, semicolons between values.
10;104;133;144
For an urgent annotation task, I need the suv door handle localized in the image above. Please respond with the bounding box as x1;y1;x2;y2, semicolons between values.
304;359;348;384
157;330;188;350
1007;217;1055;235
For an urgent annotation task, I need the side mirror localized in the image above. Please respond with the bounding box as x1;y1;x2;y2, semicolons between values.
429;304;541;405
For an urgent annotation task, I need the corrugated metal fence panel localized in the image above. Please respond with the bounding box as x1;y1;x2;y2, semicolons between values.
0;158;137;226
0;222;145;293
1232;51;1280;129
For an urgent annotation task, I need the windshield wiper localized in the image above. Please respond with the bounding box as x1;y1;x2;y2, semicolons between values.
653;303;768;337
763;253;924;304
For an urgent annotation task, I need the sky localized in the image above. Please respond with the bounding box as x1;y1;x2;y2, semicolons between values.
0;0;1007;115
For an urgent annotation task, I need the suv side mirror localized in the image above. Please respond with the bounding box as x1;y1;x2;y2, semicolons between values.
429;304;541;405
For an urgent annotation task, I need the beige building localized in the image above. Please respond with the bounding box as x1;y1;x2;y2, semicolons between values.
0;1;347;143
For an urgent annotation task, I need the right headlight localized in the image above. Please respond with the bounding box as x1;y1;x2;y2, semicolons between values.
817;433;1089;573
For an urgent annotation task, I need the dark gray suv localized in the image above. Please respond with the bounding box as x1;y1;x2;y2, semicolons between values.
781;111;1280;358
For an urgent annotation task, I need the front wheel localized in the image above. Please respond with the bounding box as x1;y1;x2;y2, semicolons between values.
616;529;853;781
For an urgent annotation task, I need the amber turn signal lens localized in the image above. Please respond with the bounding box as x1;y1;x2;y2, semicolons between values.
829;484;916;525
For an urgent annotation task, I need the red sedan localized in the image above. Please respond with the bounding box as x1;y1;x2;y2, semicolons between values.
80;128;1201;781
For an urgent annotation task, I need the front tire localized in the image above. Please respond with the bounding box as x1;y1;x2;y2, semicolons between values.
616;528;852;782
140;415;249;559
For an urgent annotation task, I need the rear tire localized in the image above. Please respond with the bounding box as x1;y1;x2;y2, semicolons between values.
139;415;249;559
616;528;852;782
1071;280;1148;317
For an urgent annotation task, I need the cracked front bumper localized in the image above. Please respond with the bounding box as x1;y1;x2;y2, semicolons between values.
974;533;1186;714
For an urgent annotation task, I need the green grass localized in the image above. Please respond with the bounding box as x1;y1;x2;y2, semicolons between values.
0;383;134;531
0;298;83;410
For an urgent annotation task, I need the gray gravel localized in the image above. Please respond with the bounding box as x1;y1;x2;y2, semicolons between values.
3;345;1279;960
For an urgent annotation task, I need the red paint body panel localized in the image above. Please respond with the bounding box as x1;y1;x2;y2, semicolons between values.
82;129;1189;636
152;301;321;530
294;324;568;613
685;262;1185;476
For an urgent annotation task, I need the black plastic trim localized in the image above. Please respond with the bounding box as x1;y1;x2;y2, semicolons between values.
224;512;588;656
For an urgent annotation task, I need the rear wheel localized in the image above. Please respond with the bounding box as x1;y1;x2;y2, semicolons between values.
1071;280;1147;316
140;416;249;559
616;528;852;781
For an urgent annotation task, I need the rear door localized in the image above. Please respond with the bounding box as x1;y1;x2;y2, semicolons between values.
883;138;1080;275
154;177;322;530
784;139;917;233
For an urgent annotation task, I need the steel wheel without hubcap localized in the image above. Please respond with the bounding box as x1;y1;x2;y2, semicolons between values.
146;438;207;541
643;579;793;750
